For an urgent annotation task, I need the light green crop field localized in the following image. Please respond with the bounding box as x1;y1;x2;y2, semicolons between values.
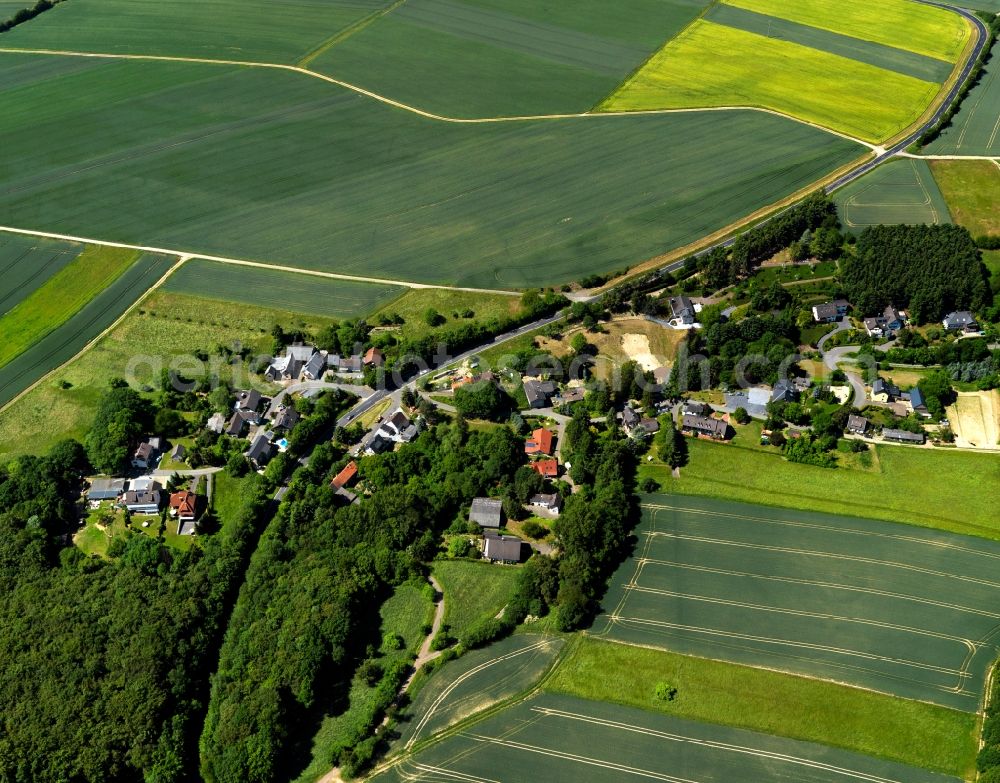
0;245;138;369
432;560;521;640
930;159;1000;235
0;234;81;317
705;4;954;83
0;292;339;460
0;0;396;63
724;0;971;62
639;434;1000;539
161;259;404;319
310;0;710;117
593;494;1000;711
398;634;564;750
926;39;1000;156
601;21;939;143
835;158;952;231
0;54;864;289
373;693;962;783
548;638;977;777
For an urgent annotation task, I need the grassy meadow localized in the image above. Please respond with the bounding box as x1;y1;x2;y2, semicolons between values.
602;21;940;143
639;433;1000;539
0;53;864;288
930;159;1000;235
0;291;339;459
0;245;138;369
546;638;977;777
724;0;970;62
835;158;952;230
161;258;404;318
370;288;522;341
432;559;521;640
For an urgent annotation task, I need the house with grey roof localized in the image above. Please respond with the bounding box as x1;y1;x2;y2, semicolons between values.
469;497;503;530
846;415;869;436
942;311;978;331
270;406;300;432
87;478;126;502
226;409;259;438
122;488;161;515
235;389;262;412
770;380;797;404
169;443;186;462
908;387;931;417
523;378;557;409
328;354;363;374
682;400;713;417
131;439;161;469
883;428;925;444
530;493;562;514
669;295;696;325
302;352;327;381
483;533;526;564
681;414;729;440
871;378;900;403
244;432;274;468
811;300;849;323
206;412;227;434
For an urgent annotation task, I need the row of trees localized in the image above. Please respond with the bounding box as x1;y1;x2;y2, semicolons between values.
0;0;62;33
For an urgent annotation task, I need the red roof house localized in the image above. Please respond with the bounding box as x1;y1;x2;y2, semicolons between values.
530;459;559;478
169;490;197;522
524;428;554;456
330;460;359;490
363;347;385;367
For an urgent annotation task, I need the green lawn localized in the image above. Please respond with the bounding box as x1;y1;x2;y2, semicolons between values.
640;434;1000;539
161;259;404;319
0;53;864;288
0;292;337;460
724;0;970;62
310;0;710;117
432;559;521;639
0;246;138;369
546;637;977;778
601;20;940;143
835;158;952;231
930;159;1000;236
0;0;396;63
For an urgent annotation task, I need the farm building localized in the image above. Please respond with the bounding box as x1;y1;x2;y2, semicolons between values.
88;478;126;502
883;428;925;444
483;533;527;564
469;497;503;530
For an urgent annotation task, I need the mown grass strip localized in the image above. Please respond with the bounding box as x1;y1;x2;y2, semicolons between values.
723;0;971;62
0;245;139;370
601;20;940;143
546;637;978;778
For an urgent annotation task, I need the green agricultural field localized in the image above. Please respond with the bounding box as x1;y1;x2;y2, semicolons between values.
835;158;952;231
930;159;1000;235
0;0;396;63
0;54;865;289
0;291;338;459
640;433;1000;537
724;0;970;62
0;252;174;410
925;39;1000;155
593;494;1000;711
0;233;81;317
432;560;521;640
398;634;565;750
601;21;940;143
705;4;954;83
548;638;976;776
161;259;404;318
310;0;710;117
0;245;138;369
373;693;961;783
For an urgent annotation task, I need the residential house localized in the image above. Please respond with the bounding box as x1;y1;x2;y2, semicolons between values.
245;432;274;468
226;409;259;438
372;409;419;446
265;353;302;382
682;400;713;417
530;493;563;514
863;317;884;338
122;488;161;515
469;497;503;530
524;428;554;456
169;490;198;534
87;478;126;502
131;439;161;470
270;406;300;432
554;387;587;406
770;380;797;404
811;300;849;323
883;305;904;331
330;460;359;491
523;378;557;409
681;414;729;440
483;533;527;564
363;347;385;367
909;387;931;418
620;406;641;432
846;415;870;436
530;459;559;478
871;378;900;403
235;389;262;412
669;295;696;325
328;354;363;374
302;352;327;381
363;432;394;455
206;412;226;434
942;311;978;332
637;418;660;436
287;344;317;363
883;428;925;444
169;443;186;462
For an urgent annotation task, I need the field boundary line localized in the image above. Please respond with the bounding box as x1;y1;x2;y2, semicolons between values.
297;0;407;68
0;47;878;149
0;225;520;296
0;254;189;416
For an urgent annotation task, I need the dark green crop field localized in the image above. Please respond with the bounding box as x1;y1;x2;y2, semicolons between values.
373;693;962;783
310;0;711;117
0;252;174;407
835;158;952;231
0;0;396;63
926;39;1000;156
0;233;81;317
594;495;1000;712
0;54;864;289
161;259;404;318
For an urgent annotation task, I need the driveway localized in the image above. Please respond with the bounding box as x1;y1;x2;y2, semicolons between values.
818;318;867;408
